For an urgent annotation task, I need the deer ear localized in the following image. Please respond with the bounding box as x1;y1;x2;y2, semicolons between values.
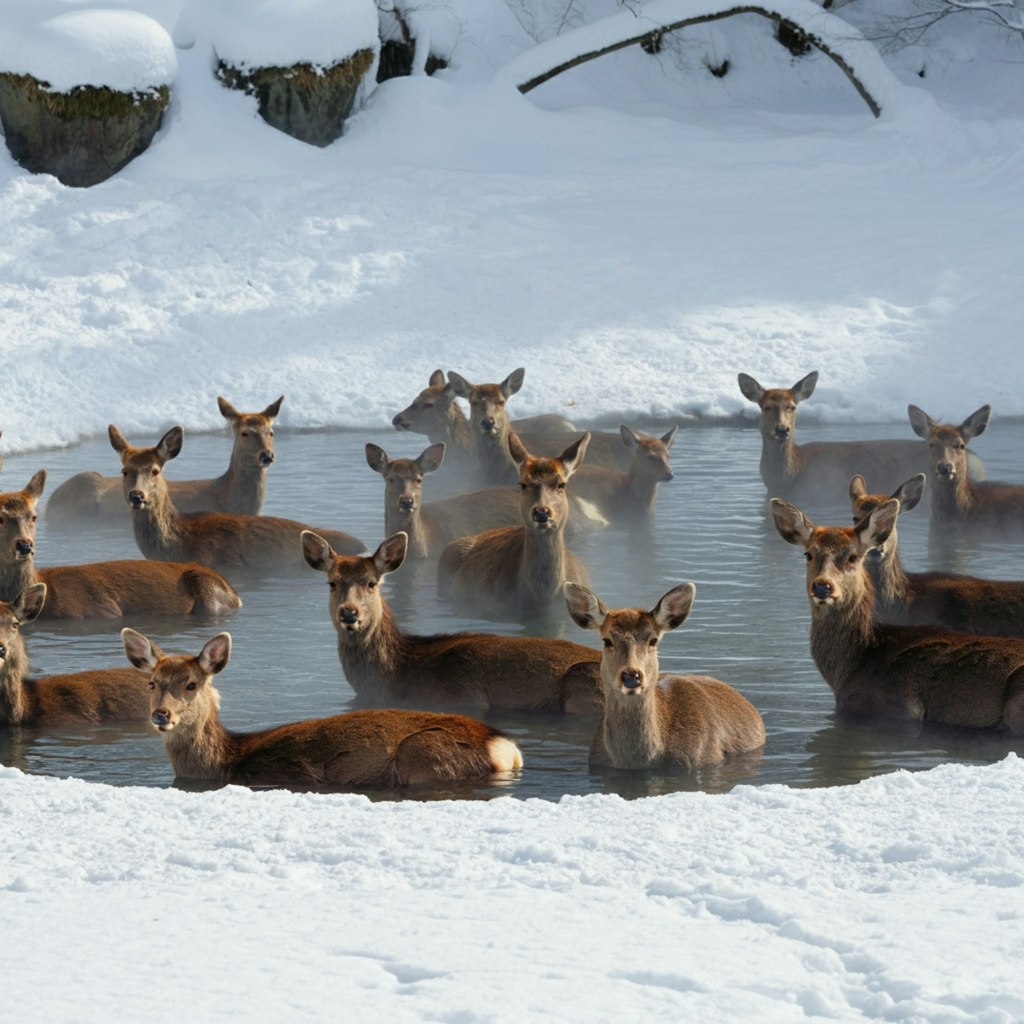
25;469;47;499
262;396;284;420
447;371;471;398
364;444;389;475
792;371;818;403
301;530;336;572
417;443;445;474
199;632;232;676
563;582;607;631
737;373;764;404
501;367;525;397
619;425;639;449
121;627;160;670
849;474;867;501
961;405;991;441
771;499;815;547
428;369;446;388
907;405;934;439
217;396;240;422
14;583;47;624
109;424;130;454
894;474;926;512
558;433;590;478
661;425;678;448
374;532;408;576
652;583;696;633
157;426;184;463
858;499;900;552
508;431;530;466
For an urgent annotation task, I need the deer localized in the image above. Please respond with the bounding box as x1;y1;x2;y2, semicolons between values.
365;441;603;559
301;530;603;714
45;395;283;526
121;628;523;788
908;404;1024;539
110;425;364;573
0;471;242;618
850;473;1024;637
437;432;591;621
0;584;150;725
564;582;765;769
737;370;985;502
571;425;676;522
771;497;1024;733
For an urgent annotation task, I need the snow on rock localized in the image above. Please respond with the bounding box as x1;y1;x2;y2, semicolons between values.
176;0;379;69
0;9;177;93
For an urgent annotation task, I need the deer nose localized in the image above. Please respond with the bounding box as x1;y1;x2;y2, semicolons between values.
151;709;171;728
662;470;674;482
398;496;416;513
338;606;359;626
14;539;33;556
128;490;146;508
620;669;643;690
480;417;496;433
532;506;551;525
392;413;410;429
774;425;790;439
259;450;274;466
811;580;833;600
937;462;955;478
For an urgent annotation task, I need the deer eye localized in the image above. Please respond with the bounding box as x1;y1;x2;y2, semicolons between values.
422;401;434;409
151;467;160;477
240;430;249;437
328;581;337;591
367;580;377;590
148;681;155;690
847;554;859;565
186;682;197;691
557;482;566;490
648;637;658;648
602;638;612;649
804;552;812;562
268;429;274;437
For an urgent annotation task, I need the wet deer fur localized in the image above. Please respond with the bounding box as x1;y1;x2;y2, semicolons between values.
565;582;765;769
111;424;363;572
122;628;522;787
909;403;1024;537
771;497;1024;732
437;432;591;619
738;371;938;500
0;584;149;725
0;471;241;618
45;396;284;524
850;473;1024;637
302;530;603;713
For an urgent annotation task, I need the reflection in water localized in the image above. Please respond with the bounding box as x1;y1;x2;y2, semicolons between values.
4;420;1024;801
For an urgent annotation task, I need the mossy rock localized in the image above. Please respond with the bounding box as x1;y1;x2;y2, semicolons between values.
217;49;375;147
0;73;169;187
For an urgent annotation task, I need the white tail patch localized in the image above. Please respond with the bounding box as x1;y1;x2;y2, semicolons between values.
487;735;524;772
574;497;609;527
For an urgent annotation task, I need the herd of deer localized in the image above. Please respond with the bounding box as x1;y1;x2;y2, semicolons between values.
2;367;1024;792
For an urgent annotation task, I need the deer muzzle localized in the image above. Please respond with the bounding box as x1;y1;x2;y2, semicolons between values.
128;490;147;509
936;462;956;479
338;606;360;629
151;709;174;731
259;450;275;466
619;669;644;693
14;539;33;558
811;580;834;604
398;496;416;513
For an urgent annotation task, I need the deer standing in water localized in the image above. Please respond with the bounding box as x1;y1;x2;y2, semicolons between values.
908;404;1024;539
0;584;150;725
850;473;1024;637
122;628;522;787
45;395;283;525
111;425;363;573
438;432;591;621
302;530;603;713
771;497;1024;732
571;425;676;523
737;371;978;502
0;471;241;618
564;582;765;769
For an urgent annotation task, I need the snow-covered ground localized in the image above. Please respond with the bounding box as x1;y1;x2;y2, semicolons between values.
2;1;1024;1019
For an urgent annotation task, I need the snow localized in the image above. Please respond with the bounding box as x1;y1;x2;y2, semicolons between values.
2;1;1024;1019
0;7;177;92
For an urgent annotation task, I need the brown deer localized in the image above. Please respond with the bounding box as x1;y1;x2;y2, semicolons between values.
110;425;363;573
301;530;603;713
850;472;1024;636
0;471;242;618
738;371;964;502
437;432;591;620
564;582;765;769
771;497;1024;732
121;628;523;787
571;425;676;522
364;441;603;559
45;395;283;525
1;584;150;725
908;404;1024;538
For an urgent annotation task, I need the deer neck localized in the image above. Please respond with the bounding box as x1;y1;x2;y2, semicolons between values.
760;433;804;487
623;464;659;510
386;505;428;560
336;600;405;694
161;693;235;781
131;484;187;559
808;581;878;693
520;522;569;604
599;686;665;768
476;432;516;484
220;457;267;514
931;474;973;522
441;404;475;453
0;643;28;725
0;557;38;606
864;545;909;614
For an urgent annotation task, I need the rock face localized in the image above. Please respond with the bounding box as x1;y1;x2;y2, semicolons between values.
217;49;375;147
376;40;448;83
0;73;169;188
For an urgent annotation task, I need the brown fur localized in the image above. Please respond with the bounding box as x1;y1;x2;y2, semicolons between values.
45;396;283;525
437;433;591;620
110;425;363;572
0;472;241;617
850;473;1024;636
0;585;150;725
122;629;522;787
302;530;603;713
772;497;1024;732
572;424;676;522
909;404;1024;538
739;371;935;500
565;582;764;769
